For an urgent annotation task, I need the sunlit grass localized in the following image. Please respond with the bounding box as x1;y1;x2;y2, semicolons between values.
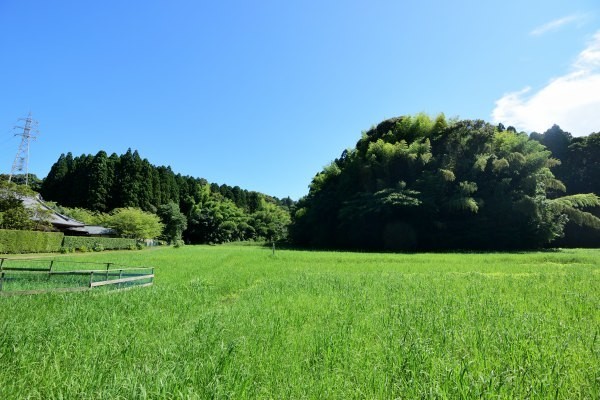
1;246;598;398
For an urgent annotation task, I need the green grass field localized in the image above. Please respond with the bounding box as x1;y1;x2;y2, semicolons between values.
1;246;599;399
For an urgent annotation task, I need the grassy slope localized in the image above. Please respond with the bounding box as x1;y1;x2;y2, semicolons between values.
1;246;599;399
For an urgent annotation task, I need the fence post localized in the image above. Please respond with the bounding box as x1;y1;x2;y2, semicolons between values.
48;260;54;280
0;271;4;292
119;269;123;289
89;271;94;288
106;263;112;281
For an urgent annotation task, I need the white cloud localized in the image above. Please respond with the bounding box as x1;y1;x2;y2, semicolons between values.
530;14;585;36
492;31;600;136
575;31;600;70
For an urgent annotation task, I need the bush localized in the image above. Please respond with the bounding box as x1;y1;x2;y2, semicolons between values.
0;229;64;254
62;236;137;251
104;208;163;239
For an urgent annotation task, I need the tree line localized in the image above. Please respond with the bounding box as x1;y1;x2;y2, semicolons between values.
289;114;600;250
36;149;292;244
4;114;599;250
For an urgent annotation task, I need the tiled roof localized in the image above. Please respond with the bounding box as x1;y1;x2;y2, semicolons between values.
19;195;85;228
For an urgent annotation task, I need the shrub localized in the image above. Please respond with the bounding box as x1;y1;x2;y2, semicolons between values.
0;229;64;254
104;208;163;239
62;236;137;251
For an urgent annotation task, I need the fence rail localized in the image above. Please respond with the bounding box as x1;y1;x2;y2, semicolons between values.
0;258;154;296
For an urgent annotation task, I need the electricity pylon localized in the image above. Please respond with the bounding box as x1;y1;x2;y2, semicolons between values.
9;112;39;186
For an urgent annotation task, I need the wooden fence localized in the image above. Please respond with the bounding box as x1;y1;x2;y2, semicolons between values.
0;258;154;296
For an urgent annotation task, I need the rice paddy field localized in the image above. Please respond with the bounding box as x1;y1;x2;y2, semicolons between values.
0;245;599;399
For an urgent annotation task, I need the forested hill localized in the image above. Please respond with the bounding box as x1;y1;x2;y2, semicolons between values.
41;149;292;213
40;149;293;244
290;114;600;251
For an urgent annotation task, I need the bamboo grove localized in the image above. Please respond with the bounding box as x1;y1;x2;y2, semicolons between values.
290;114;600;250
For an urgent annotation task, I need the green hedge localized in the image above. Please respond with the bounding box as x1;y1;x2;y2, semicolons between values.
62;236;137;251
0;229;64;254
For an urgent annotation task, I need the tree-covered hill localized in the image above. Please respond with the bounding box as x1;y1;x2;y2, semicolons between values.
40;149;292;244
290;114;600;251
41;149;292;213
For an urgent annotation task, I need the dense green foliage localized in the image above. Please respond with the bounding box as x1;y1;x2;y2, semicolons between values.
291;114;600;250
0;174;43;193
0;229;64;254
41;149;293;244
62;236;137;251
46;206;98;225
0;181;51;231
157;202;187;244
530;126;600;195
40;149;292;214
101;207;164;240
0;193;32;230
530;126;600;247
29;119;600;250
0;246;598;398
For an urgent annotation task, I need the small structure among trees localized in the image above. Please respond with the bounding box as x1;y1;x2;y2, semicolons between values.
20;195;85;232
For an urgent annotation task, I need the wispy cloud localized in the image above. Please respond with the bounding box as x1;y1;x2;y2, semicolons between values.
492;31;600;137
530;14;586;36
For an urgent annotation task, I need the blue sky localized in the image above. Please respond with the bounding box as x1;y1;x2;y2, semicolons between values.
1;0;599;200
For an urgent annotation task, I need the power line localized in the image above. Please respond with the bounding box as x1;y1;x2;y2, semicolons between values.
9;112;39;186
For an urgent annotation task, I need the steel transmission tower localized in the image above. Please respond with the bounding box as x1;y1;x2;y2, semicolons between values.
9;112;39;186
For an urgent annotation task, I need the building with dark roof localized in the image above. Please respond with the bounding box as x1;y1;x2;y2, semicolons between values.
20;195;114;236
